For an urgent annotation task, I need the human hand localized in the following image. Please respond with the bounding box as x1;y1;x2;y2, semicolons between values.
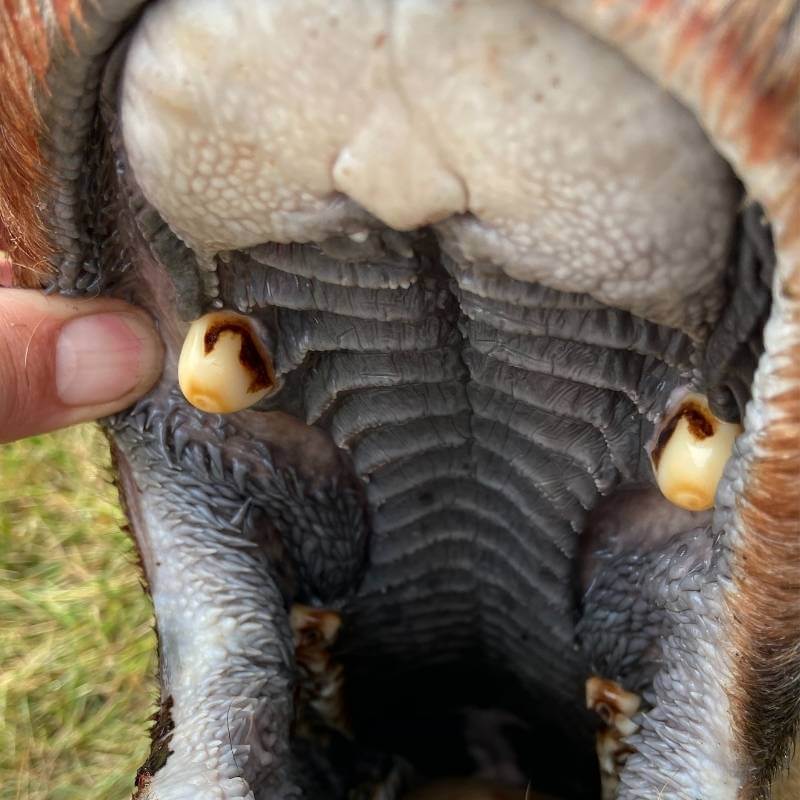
0;257;164;444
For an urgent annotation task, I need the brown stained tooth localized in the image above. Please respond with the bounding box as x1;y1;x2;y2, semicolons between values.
650;393;742;512
177;311;275;413
587;676;641;800
290;604;350;739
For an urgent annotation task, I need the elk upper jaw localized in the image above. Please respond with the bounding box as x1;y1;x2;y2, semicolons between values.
14;0;798;799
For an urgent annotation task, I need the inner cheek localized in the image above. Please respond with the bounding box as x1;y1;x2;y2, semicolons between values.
577;485;714;592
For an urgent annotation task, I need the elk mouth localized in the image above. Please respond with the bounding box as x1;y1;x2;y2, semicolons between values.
6;2;799;799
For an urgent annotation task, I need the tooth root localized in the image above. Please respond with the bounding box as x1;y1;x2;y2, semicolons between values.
178;311;275;413
651;394;742;512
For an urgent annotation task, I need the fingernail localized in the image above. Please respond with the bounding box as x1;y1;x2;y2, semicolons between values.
56;313;152;406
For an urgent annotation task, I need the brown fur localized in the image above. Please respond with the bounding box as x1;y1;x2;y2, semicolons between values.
728;294;800;796
773;736;800;800
132;694;174;800
0;0;81;287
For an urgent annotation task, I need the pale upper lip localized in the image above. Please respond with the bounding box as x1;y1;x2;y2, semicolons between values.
120;0;738;337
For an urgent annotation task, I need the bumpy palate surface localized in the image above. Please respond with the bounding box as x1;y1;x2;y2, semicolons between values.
121;0;738;334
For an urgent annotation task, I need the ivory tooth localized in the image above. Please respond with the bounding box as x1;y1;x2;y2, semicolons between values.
177;311;274;413
651;394;742;512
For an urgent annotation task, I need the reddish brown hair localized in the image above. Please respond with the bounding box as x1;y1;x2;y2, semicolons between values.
570;1;800;794
0;0;81;287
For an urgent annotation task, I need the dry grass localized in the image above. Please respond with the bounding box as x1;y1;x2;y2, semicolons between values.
0;425;156;800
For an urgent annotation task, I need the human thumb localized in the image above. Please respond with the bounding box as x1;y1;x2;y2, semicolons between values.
0;289;164;443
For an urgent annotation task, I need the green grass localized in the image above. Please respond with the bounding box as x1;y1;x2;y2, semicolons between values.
0;425;156;800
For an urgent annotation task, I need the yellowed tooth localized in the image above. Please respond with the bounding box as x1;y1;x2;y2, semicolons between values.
290;604;350;738
178;311;275;413
651;394;742;512
587;676;641;800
